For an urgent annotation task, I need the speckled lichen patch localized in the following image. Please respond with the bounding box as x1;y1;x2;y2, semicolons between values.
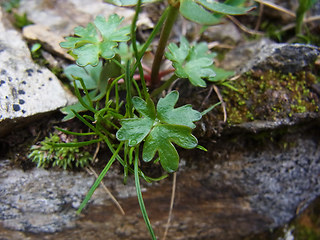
221;70;320;124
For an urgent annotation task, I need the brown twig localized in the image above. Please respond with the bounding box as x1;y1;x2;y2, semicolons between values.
254;0;296;18
213;85;227;123
86;166;125;215
227;15;264;35
162;172;177;240
92;141;100;163
255;2;264;31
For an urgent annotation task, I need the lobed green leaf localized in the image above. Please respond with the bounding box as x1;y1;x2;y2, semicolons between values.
60;14;130;66
116;91;201;172
165;37;216;87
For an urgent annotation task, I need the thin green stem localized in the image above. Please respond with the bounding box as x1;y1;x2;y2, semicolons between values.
150;74;178;98
138;7;170;60
52;138;102;148
77;141;124;213
72;109;167;182
106;74;124;103
55;127;95;136
125;60;133;118
73;80;96;113
134;152;157;240
131;0;149;99
150;5;179;87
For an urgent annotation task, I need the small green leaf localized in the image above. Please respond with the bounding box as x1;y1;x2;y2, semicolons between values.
31;43;42;53
208;66;235;82
116;91;201;172
180;0;221;25
165;37;216;87
60;14;130;66
64;62;103;90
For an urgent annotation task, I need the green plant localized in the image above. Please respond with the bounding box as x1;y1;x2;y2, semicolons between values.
1;0;20;12
55;0;252;238
28;134;93;169
296;0;317;35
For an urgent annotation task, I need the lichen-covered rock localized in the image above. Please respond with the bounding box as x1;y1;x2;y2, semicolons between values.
0;9;76;136
0;159;93;233
222;39;320;74
0;158;137;234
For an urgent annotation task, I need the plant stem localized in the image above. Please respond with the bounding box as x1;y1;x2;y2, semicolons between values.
131;0;149;99
150;74;178;97
125;60;133;118
134;152;157;240
77;142;124;213
150;5;179;87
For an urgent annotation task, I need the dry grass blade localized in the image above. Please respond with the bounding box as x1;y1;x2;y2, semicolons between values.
254;0;296;17
86;166;125;215
162;172;177;240
213;85;227;123
255;2;264;31
227;15;264;35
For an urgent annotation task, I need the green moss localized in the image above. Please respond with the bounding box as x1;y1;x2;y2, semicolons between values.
221;70;320;124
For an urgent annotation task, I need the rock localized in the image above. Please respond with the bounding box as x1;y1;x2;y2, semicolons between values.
221;38;274;71
0;159;138;233
0;9;76;137
1;122;320;239
0;159;93;233
202;22;242;45
222;39;320;73
22;24;74;60
18;0;153;61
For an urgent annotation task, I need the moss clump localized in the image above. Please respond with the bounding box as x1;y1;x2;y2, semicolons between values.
28;133;92;170
221;70;320;124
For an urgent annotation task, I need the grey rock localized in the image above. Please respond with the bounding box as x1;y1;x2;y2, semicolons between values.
222;39;320;73
248;43;320;73
1;124;320;239
0;158;138;233
222;38;274;71
202;22;242;44
0;10;76;136
208;136;320;228
0;160;94;233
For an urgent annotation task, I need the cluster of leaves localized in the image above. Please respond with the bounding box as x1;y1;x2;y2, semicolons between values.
28;134;92;170
41;0;253;239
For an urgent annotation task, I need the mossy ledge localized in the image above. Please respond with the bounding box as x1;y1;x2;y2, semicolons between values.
213;70;319;123
195;69;320;137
